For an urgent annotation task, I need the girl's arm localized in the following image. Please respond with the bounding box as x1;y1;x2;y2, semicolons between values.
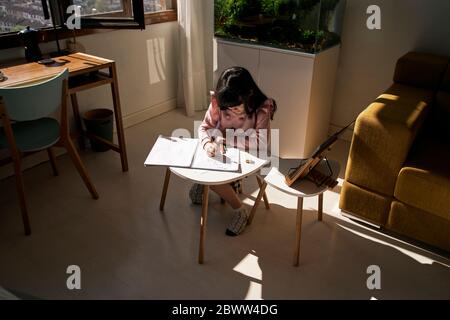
198;94;221;149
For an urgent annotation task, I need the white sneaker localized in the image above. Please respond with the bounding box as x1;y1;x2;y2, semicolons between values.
226;207;249;237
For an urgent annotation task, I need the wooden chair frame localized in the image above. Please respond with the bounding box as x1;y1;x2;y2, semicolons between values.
0;79;99;236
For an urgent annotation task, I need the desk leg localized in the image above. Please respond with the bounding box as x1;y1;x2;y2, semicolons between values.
248;181;267;226
256;176;270;210
159;168;171;211
110;64;129;172
70;93;86;150
198;185;209;265
318;194;324;222
294;197;304;267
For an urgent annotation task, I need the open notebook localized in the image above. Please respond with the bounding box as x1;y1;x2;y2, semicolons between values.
144;136;240;172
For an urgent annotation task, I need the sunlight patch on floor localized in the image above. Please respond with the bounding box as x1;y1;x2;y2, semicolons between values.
337;224;450;268
233;252;263;281
244;281;263;300
233;252;264;300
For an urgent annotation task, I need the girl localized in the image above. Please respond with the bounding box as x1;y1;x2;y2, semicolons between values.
190;67;277;236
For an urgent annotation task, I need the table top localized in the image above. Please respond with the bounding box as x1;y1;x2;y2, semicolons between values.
265;159;340;198
0;52;113;88
170;151;270;185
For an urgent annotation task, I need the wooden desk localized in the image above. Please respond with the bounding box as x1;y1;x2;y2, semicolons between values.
0;52;128;172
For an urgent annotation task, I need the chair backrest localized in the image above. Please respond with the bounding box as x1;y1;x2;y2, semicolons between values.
0;69;69;122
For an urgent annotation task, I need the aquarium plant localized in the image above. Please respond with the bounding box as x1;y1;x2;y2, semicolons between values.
215;0;343;53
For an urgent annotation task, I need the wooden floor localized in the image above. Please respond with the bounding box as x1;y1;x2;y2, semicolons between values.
0;109;449;300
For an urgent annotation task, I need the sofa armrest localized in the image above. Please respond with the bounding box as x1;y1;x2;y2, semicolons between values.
345;84;433;197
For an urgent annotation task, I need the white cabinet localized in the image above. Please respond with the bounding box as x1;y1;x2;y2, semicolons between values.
214;38;340;159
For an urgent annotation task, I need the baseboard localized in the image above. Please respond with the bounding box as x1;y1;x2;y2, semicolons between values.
329;123;354;142
120;98;177;130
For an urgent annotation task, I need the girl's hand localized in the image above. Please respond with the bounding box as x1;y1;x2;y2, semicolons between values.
204;142;218;157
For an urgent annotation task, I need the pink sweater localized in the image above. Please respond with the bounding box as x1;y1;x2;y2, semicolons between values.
199;92;275;153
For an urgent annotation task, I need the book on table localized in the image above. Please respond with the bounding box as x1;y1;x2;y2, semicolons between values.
144;136;240;172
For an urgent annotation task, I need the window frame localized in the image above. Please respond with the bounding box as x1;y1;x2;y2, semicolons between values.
0;0;177;51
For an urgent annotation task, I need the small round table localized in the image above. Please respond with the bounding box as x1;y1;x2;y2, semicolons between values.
159;151;271;264
249;159;340;267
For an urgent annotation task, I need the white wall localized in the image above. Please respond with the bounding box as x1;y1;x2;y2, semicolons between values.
75;22;179;127
332;0;450;130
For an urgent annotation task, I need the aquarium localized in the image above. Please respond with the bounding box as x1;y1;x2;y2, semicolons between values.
214;0;346;54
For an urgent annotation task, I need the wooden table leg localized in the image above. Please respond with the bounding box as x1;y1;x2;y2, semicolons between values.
294;197;304;267
47;148;59;176
110;64;129;172
70;93;86;150
198;185;209;264
248;181;267;226
159;168;171;211
256;175;270;210
318;193;324;222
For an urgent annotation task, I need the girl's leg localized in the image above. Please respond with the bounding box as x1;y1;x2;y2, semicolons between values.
211;184;242;209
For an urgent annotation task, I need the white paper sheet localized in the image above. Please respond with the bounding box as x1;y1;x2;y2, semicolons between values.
191;145;240;172
144;136;199;168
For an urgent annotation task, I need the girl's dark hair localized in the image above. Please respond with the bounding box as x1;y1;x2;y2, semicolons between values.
215;67;277;120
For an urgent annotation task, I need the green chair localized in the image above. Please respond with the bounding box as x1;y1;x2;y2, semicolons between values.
0;69;99;236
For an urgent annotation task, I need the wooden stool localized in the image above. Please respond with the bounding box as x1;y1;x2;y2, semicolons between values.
248;160;340;267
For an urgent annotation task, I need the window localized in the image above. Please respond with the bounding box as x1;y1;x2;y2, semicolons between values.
73;0;125;16
0;0;177;50
74;0;146;29
143;0;176;25
0;0;53;34
144;0;173;13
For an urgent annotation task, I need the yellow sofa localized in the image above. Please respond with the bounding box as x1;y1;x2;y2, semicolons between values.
340;52;450;252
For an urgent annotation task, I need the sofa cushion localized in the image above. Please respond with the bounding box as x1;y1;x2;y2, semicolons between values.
388;201;450;252
340;181;392;226
394;52;449;90
395;136;450;221
376;84;434;125
346;84;433;197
